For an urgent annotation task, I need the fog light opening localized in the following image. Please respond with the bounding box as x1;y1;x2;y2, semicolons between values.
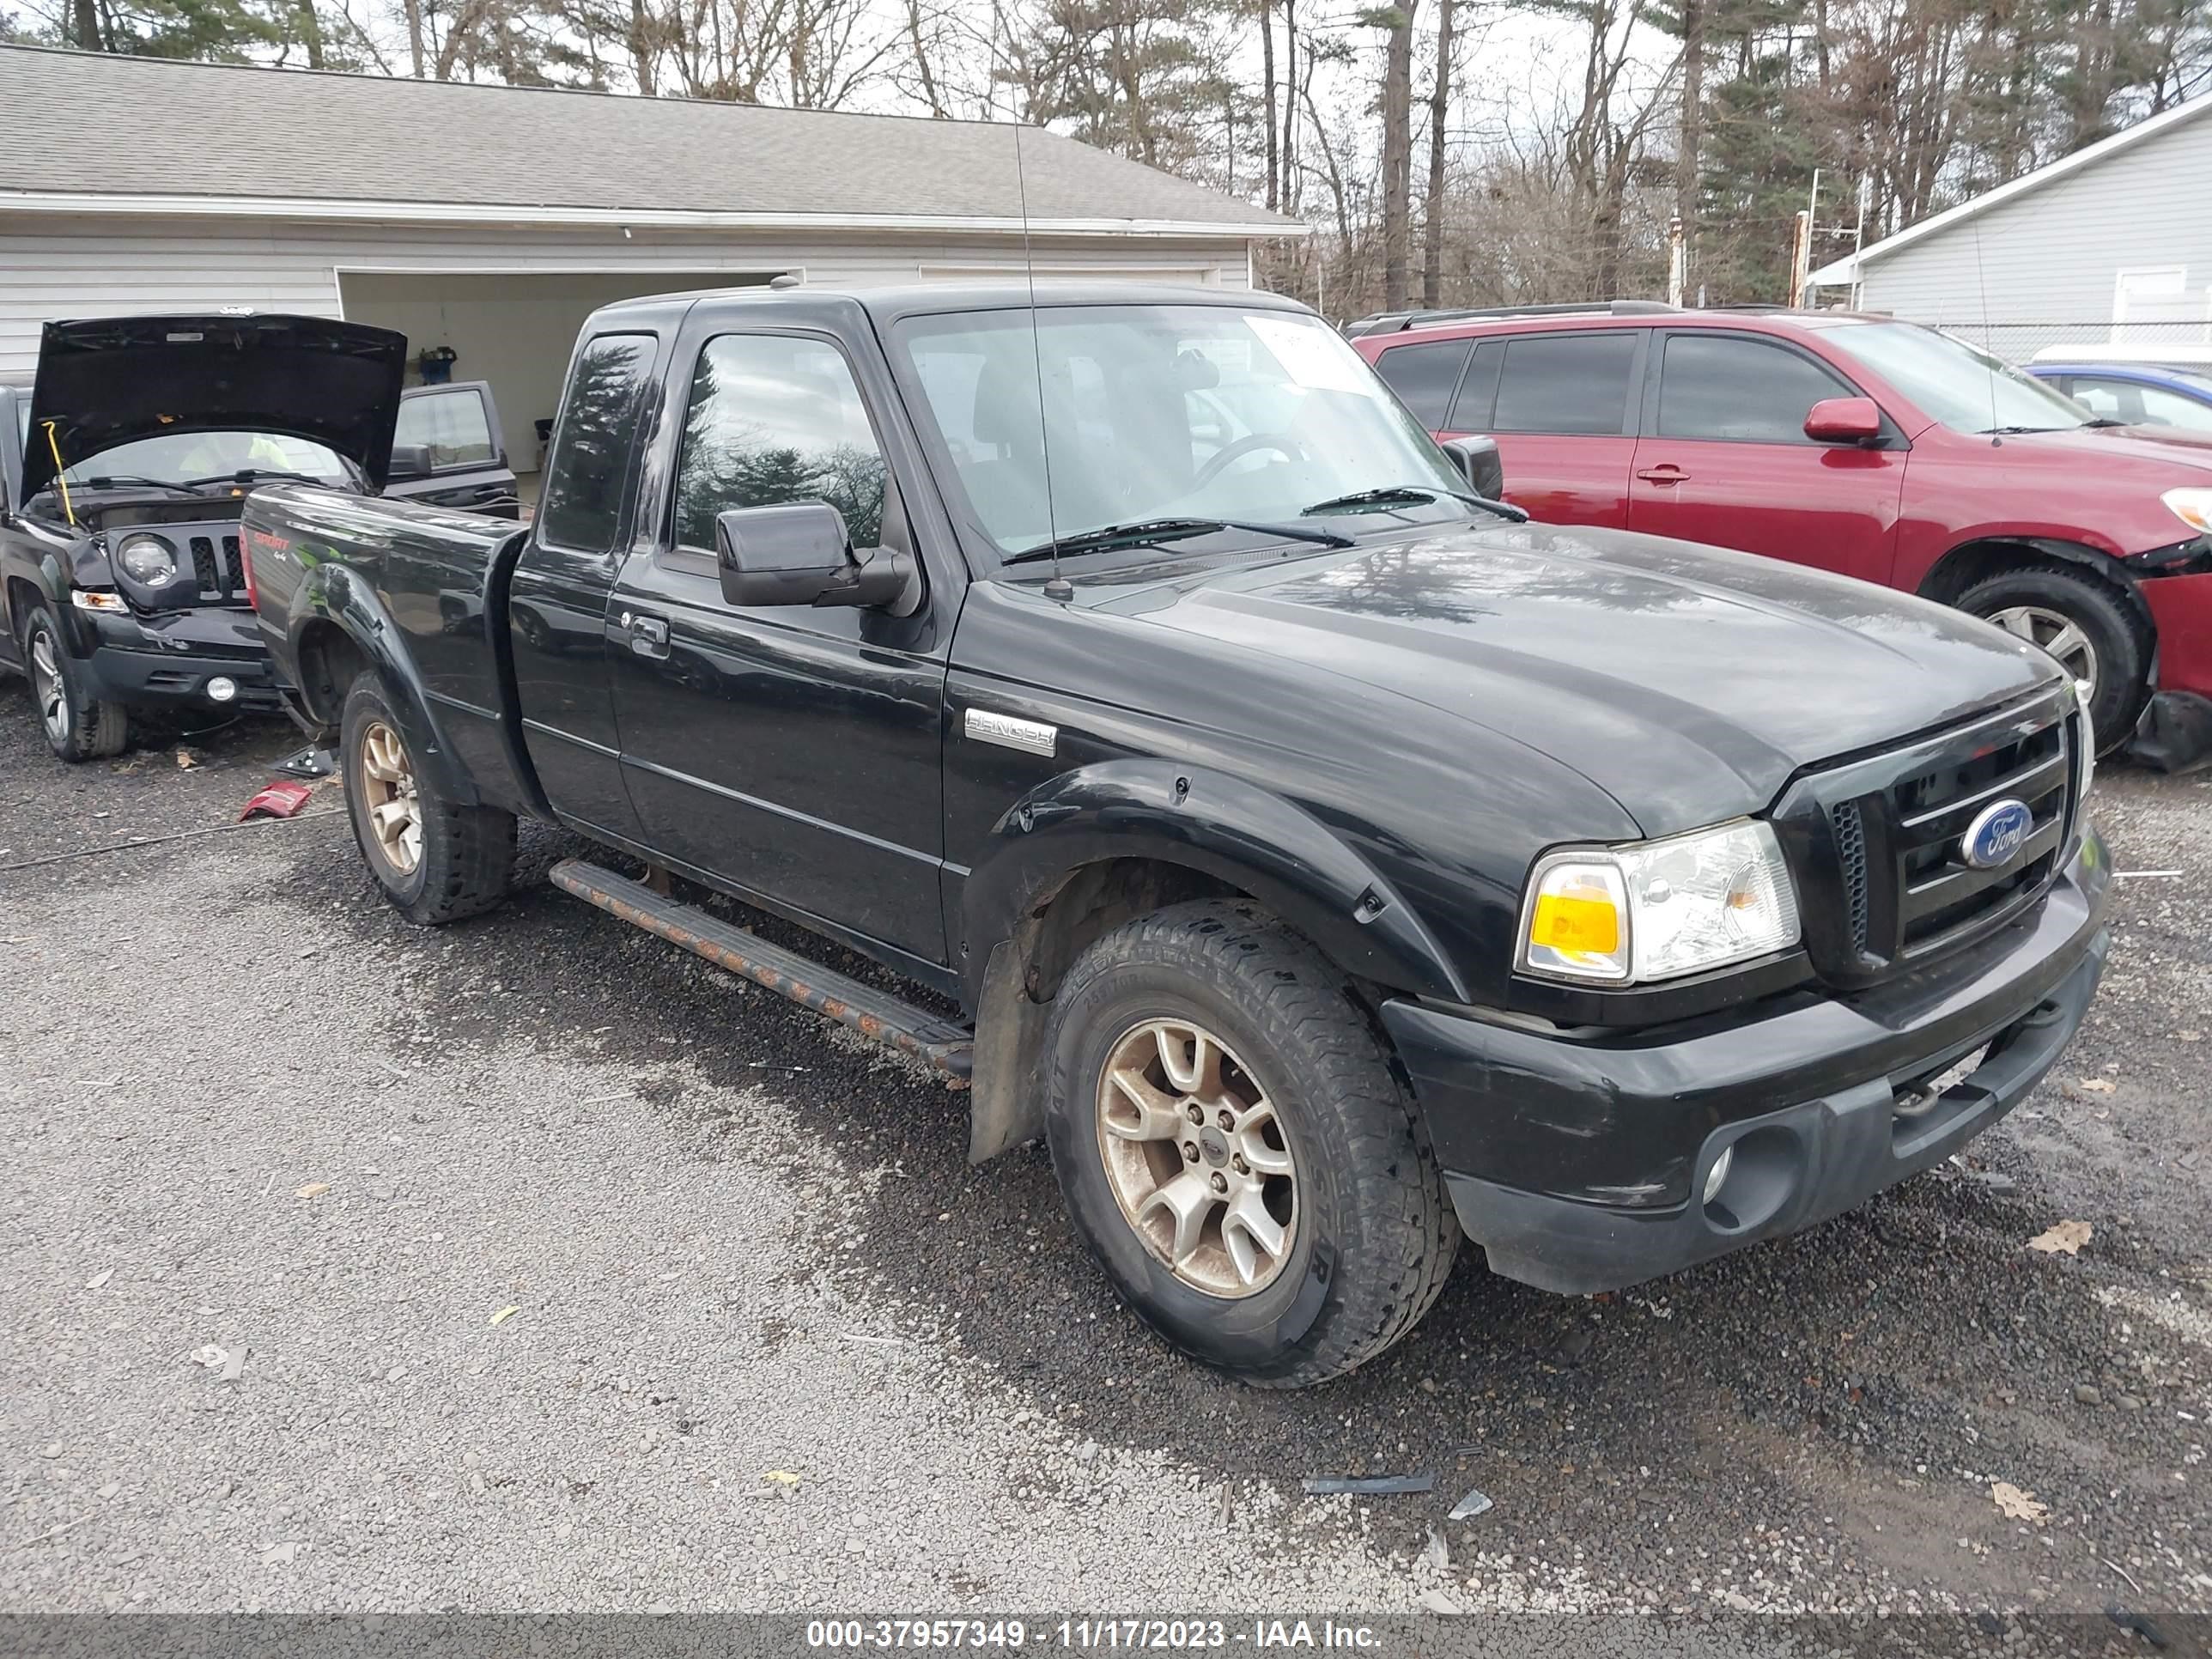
206;676;240;704
1702;1145;1735;1208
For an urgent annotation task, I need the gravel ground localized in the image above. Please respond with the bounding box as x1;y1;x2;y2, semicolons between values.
3;695;2210;1634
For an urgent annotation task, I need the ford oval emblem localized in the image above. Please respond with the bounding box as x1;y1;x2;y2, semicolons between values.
1961;799;2033;870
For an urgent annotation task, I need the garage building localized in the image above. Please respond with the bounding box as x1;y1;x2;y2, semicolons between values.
0;45;1295;493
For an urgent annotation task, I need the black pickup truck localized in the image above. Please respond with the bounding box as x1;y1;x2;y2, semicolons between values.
246;283;2110;1386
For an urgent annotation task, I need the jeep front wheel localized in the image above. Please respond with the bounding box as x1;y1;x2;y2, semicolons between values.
21;601;127;763
1042;899;1457;1388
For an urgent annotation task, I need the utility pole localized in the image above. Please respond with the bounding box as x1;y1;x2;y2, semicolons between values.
1787;210;1813;307
1667;217;1686;307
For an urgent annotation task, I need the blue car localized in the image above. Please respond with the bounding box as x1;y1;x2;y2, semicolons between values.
2028;360;2212;432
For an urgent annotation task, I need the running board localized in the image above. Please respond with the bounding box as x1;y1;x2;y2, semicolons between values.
549;859;974;1079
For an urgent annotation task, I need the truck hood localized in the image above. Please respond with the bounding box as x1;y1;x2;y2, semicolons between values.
21;313;408;498
1094;520;2066;834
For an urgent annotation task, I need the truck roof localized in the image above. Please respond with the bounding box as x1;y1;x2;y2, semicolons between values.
587;280;1314;329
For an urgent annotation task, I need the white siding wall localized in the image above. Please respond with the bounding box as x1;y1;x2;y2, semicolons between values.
0;212;1255;382
1853;110;2212;337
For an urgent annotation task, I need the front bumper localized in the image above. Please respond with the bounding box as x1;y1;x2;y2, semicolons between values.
2135;567;2212;772
1382;836;2111;1294
74;601;287;712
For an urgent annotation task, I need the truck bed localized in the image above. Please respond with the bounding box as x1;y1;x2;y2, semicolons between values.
245;482;538;814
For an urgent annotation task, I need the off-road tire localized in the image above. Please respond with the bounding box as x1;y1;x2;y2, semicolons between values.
20;601;128;763
1042;899;1458;1388
340;672;515;925
1955;562;2148;755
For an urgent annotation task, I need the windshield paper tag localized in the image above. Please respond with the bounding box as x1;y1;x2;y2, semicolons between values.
1245;315;1380;397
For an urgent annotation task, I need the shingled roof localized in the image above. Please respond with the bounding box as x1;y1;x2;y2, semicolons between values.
0;45;1297;234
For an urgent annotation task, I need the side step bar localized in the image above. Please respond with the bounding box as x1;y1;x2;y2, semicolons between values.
549;859;975;1079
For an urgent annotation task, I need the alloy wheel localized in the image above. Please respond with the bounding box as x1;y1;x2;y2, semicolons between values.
1094;1017;1298;1298
27;628;69;744
358;720;424;877
1988;604;2098;716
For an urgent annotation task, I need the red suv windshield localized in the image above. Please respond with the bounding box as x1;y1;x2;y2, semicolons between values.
1813;320;2093;434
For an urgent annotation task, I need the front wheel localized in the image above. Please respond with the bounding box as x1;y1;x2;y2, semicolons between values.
1042;900;1458;1388
339;672;516;925
20;601;127;763
1956;563;2147;755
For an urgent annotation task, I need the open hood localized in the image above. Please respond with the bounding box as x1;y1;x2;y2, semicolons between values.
20;313;408;499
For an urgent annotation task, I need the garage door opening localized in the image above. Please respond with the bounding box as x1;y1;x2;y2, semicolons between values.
338;270;772;503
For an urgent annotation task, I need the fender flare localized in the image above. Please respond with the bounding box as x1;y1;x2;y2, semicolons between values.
957;760;1473;1165
289;561;479;805
961;758;1471;1006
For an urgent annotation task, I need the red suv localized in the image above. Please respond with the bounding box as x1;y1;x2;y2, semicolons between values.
1353;304;2212;769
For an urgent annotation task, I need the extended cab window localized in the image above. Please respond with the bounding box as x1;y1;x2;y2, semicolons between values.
395;388;496;468
672;334;887;550
538;333;656;553
1658;334;1852;442
1372;339;1471;428
1492;333;1638;435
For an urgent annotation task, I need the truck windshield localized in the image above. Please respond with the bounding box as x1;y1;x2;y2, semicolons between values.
1816;321;2093;435
893;304;1472;559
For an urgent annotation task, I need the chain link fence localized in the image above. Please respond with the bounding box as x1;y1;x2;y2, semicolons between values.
1916;318;2212;365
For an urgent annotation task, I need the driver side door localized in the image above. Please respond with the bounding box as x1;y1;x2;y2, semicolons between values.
607;325;955;972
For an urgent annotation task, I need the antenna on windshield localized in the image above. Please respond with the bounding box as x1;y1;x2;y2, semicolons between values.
1012;118;1072;602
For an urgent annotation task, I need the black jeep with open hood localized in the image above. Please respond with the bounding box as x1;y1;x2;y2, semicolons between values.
0;313;405;760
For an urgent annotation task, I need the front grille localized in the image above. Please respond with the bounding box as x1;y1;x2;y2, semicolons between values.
186;533;246;601
189;535;221;596
1887;718;2068;957
1831;800;1870;953
1773;686;2077;986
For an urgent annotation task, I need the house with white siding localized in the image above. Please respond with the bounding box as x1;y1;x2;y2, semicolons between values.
0;46;1296;486
1808;94;2212;362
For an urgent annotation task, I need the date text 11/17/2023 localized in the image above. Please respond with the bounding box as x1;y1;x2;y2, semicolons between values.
804;1620;1385;1649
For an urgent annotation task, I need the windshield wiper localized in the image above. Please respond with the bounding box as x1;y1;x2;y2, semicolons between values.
1301;484;1530;525
1004;516;1352;565
2081;417;2130;428
76;474;206;495
180;469;332;489
1976;425;2069;436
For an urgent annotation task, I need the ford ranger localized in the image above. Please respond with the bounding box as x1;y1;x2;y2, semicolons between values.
244;284;2110;1386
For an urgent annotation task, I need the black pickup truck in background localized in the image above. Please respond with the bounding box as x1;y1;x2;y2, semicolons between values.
246;283;2110;1386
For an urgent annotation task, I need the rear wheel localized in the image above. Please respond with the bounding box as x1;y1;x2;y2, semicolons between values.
340;672;516;924
20;601;127;763
1955;563;2146;754
1042;900;1457;1388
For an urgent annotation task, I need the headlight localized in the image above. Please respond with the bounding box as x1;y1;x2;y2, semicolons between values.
115;534;177;586
2163;488;2212;536
1517;818;1801;985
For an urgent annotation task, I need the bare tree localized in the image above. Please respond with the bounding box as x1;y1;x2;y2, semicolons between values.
1422;0;1453;307
1377;0;1420;308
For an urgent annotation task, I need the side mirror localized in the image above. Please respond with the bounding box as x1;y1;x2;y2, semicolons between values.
387;442;436;482
715;501;920;614
1803;397;1883;445
1440;434;1506;500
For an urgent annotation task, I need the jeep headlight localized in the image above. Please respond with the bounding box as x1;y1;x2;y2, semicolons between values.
1517;818;1801;985
115;534;177;586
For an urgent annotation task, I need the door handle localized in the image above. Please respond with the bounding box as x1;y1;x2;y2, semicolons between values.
1635;465;1688;484
627;614;671;659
